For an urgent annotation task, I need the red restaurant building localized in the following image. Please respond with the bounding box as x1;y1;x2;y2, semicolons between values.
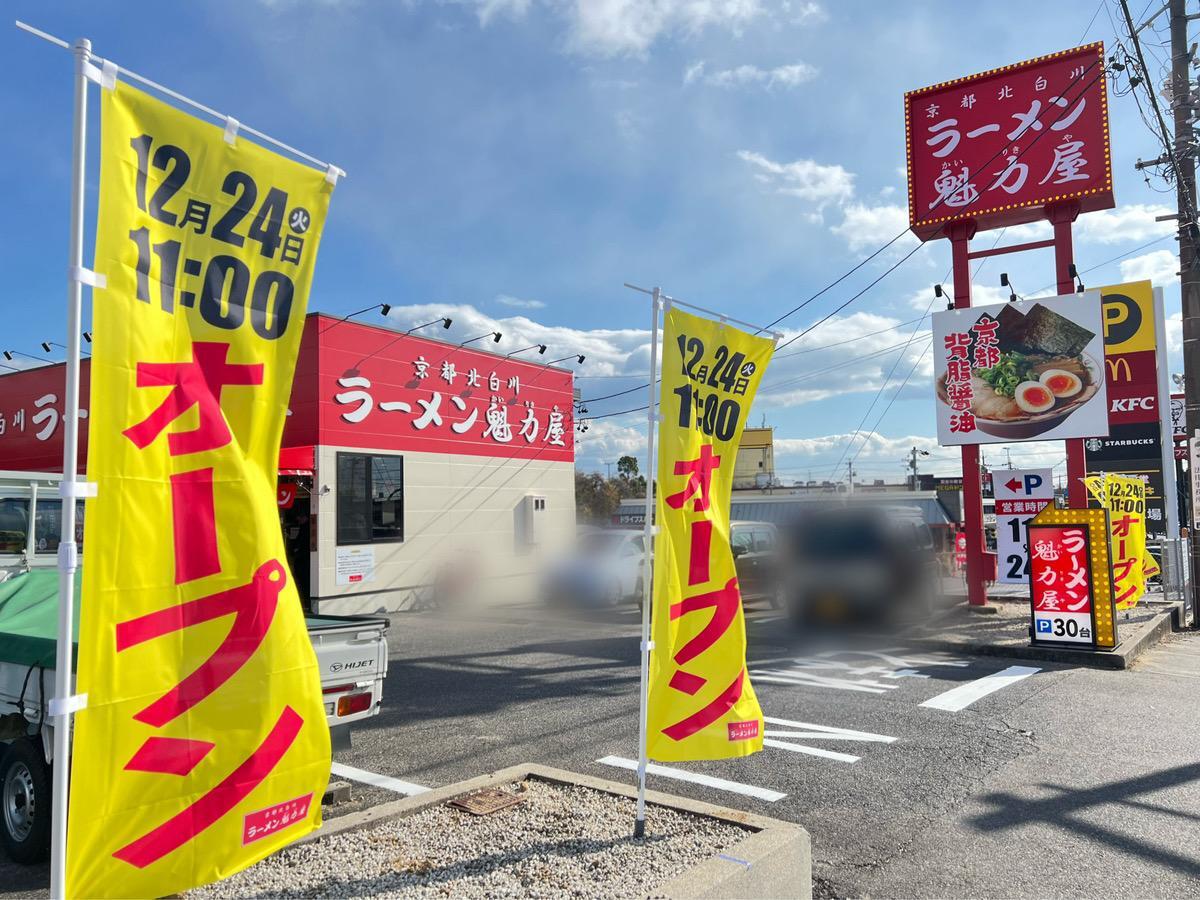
0;313;578;614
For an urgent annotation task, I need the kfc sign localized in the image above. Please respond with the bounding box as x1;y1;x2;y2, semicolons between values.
906;43;1113;240
1097;281;1160;426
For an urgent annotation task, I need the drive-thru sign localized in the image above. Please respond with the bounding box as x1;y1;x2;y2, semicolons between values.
994;468;1054;584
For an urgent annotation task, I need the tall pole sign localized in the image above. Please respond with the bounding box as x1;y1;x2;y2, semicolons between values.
906;43;1114;608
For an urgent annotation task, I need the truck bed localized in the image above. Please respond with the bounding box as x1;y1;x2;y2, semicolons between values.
0;568;79;670
0;570;390;730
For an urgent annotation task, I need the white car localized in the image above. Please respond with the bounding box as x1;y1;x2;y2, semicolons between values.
545;528;648;606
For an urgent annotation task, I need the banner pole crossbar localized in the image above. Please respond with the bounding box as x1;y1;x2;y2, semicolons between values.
15;20;343;176
622;283;783;340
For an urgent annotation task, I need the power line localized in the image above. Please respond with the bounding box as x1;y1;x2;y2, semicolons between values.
581;58;1105;423
851;341;934;465
577;312;935;394
1029;233;1174;294
775;243;926;353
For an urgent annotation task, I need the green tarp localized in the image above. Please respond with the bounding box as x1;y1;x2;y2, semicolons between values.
0;568;81;669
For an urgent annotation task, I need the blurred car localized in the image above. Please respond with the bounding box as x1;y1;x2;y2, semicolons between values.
782;505;941;626
544;528;648;607
730;520;786;607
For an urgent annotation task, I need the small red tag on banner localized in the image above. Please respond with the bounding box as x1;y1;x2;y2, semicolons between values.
727;720;760;742
242;793;313;845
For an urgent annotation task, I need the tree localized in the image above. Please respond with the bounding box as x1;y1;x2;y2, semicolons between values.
617;455;639;478
575;470;622;524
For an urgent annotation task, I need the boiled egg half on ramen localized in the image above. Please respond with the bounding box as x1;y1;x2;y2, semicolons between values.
1038;368;1083;399
1014;380;1056;414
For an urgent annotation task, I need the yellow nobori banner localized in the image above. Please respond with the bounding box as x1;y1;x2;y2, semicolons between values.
647;307;774;762
68;82;334;897
1083;473;1158;610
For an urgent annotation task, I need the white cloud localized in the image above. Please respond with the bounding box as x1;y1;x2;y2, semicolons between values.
566;0;765;56
685;60;817;89
1002;220;1053;242
472;0;533;25
760;311;933;409
496;293;547;309
782;1;826;24
831;203;910;253
1119;249;1177;285
1166;311;1182;355
382;302;648;377
737;149;854;209
1075;204;1176;244
905;283;1008;311
772;433;948;484
575;418;647;470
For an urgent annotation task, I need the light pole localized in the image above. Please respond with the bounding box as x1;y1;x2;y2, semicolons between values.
3;349;52;365
404;315;453;334
459;331;502;347
42;339;90;357
507;344;547;357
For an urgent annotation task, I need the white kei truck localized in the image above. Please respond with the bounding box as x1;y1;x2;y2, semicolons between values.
0;470;389;863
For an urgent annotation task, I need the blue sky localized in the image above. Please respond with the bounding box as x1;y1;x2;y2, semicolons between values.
0;1;1183;485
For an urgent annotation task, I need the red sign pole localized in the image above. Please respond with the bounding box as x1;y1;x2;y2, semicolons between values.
949;220;988;607
1049;200;1087;509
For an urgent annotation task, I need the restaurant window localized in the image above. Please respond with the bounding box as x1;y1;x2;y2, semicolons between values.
336;453;404;545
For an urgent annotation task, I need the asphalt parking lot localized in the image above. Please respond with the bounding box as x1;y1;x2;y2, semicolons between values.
6;601;1200;898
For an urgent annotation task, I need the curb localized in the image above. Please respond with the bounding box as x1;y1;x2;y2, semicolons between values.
305;762;812;899
321;779;352;806
907;601;1183;670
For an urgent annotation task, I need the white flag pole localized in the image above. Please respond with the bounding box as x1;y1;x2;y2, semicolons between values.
48;35;93;900
634;287;662;839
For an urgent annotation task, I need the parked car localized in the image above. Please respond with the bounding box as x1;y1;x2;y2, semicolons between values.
730;520;786;607
544;528;648;607
781;504;941;626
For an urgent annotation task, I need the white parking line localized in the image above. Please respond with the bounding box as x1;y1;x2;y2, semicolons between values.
331;762;432;796
750;671;894;693
764;716;898;743
762;738;860;763
761;716;896;763
595;755;786;802
919;665;1041;712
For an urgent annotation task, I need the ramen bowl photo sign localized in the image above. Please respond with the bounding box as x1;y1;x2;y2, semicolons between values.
933;292;1109;446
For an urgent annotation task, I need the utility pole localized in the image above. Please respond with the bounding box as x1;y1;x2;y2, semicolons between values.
908;446;930;491
1004;447;1013;470
1123;0;1200;615
1169;0;1200;617
847;461;855;496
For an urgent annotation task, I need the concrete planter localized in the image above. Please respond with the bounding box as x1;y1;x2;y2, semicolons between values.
309;762;812;899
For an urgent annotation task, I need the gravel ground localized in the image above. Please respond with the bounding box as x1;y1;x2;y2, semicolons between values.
190;780;747;899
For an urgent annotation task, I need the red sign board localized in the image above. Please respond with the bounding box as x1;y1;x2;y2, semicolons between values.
905;43;1113;240
0;362;90;472
1101;349;1160;425
276;484;296;509
0;314;576;473
306;314;574;462
1029;523;1095;644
